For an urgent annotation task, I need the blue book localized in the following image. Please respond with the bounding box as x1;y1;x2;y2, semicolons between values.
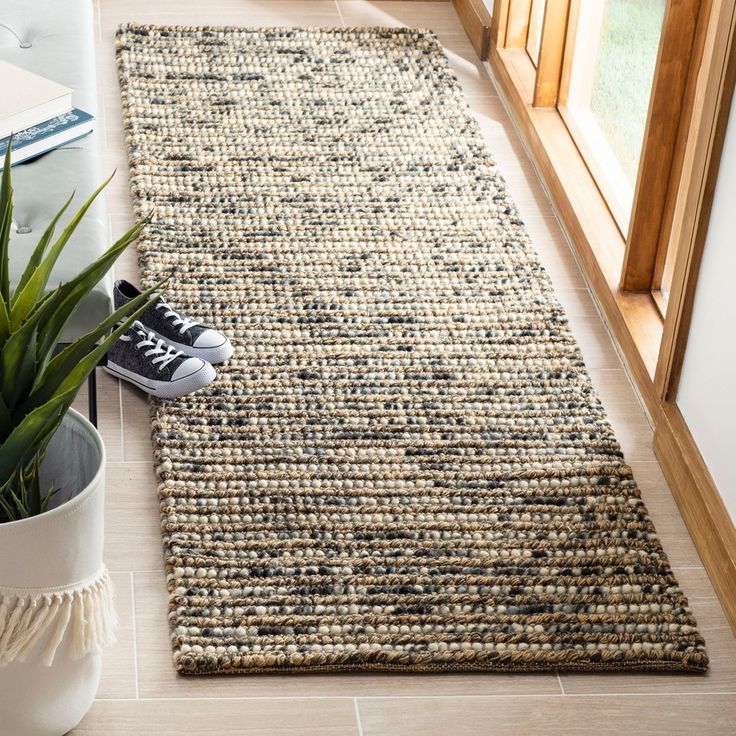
0;108;95;168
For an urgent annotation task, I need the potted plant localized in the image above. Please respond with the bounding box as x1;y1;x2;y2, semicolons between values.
0;144;157;736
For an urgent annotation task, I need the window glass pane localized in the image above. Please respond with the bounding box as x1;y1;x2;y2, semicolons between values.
561;0;666;230
526;0;546;66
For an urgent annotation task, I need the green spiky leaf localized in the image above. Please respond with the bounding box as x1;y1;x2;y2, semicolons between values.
0;143;12;304
0;387;76;482
24;278;163;414
0;393;11;440
10;173;113;328
12;191;75;304
0;318;37;410
0;160;151;521
34;220;148;367
0;293;9;346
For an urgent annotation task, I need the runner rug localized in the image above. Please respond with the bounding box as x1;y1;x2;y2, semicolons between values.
116;25;707;674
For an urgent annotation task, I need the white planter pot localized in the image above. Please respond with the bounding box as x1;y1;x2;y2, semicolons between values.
0;408;116;736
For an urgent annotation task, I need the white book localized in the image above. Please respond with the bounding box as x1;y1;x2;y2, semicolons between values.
0;61;73;141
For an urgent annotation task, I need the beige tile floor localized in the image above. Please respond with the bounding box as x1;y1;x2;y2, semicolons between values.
70;1;736;733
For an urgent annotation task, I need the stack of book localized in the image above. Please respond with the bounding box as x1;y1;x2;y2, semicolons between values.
0;61;94;169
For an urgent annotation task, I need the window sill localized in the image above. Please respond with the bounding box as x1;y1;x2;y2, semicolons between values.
488;47;663;418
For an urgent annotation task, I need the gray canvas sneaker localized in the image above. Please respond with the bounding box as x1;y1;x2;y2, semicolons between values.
114;280;234;364
105;320;216;398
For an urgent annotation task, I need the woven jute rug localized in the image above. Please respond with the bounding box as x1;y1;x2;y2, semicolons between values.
116;25;707;675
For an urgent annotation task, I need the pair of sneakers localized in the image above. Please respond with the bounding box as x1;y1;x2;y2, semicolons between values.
104;280;233;399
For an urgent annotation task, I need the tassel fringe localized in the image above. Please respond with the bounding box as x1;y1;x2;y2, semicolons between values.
0;567;118;667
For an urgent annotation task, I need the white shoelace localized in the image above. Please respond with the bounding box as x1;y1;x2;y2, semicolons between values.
121;327;183;371
156;299;198;335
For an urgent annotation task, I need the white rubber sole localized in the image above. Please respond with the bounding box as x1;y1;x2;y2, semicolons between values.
145;329;234;364
104;360;216;398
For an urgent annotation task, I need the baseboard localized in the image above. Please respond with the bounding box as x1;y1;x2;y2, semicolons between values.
654;402;736;633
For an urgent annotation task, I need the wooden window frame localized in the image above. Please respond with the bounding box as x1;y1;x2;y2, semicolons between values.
475;0;736;633
526;0;547;68
655;0;735;401
505;0;532;50
487;0;707;407
653;0;736;633
488;2;666;412
532;0;569;106
622;0;704;301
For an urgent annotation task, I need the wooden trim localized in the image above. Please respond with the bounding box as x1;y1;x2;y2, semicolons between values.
651;0;716;298
532;0;570;107
480;0;736;638
485;0;736;403
655;0;736;399
491;0;510;48
505;0;532;49
488;46;663;419
557;105;633;234
557;0;605;108
651;2;736;633
621;0;703;293
452;0;493;60
654;403;736;633
525;0;544;66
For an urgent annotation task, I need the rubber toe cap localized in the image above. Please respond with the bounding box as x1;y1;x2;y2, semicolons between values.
193;330;228;349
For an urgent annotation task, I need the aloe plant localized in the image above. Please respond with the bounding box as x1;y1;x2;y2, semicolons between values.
0;142;158;522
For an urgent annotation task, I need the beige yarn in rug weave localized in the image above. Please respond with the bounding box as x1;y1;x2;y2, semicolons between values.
116;25;707;675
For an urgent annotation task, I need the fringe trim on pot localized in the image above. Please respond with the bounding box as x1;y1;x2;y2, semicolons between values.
0;566;117;667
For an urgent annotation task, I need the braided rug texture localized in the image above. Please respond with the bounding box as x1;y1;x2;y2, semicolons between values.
116;25;707;675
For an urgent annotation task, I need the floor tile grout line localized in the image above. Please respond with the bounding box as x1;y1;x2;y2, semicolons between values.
129;571;140;700
91;691;736;703
118;375;126;461
556;671;565;696
100;95;108;149
107;460;157;466
95;0;103;44
107;460;157;465
109;570;166;575
357;691;736;699
334;0;346;26
354;698;365;736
